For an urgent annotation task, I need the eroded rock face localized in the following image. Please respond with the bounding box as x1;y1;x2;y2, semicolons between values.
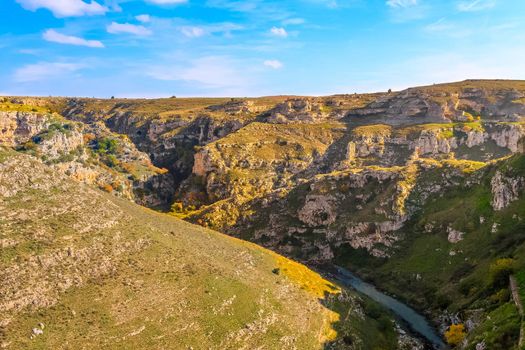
0;110;174;207
267;99;329;124
206;100;261;114
491;170;524;210
489;124;524;152
349;85;525;125
0;111;49;145
345;123;525;167
415;130;456;155
344;220;404;257
37;129;84;160
298;195;337;227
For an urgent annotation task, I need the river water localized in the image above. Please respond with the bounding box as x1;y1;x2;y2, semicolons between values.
329;265;447;350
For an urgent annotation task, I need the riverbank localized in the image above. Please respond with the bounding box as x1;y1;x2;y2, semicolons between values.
322;265;447;350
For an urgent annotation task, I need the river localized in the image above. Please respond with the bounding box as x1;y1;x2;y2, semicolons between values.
328;265;447;350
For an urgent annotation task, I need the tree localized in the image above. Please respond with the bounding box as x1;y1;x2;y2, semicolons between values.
445;324;466;346
96;138;118;155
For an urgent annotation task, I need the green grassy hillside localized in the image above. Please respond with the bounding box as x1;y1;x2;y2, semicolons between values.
0;148;396;350
337;154;525;349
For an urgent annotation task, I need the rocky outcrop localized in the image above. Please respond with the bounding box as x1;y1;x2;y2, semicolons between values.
345;123;524;167
348;84;525;125
298;195;337;227
206;100;264;114
36;129;84;160
344;220;404;257
491;170;524;210
489;124;524;152
0;111;49;145
267;98;329;124
447;227;465;243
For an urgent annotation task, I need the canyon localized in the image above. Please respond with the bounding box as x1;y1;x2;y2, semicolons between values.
1;80;525;349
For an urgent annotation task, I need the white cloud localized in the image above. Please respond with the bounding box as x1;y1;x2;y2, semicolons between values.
180;26;206;38
424;18;453;32
43;29;104;48
15;0;107;17
178;23;243;38
423;18;472;37
270;27;288;37
147;56;246;89
107;22;152;36
135;14;151;23
386;0;418;8
14;62;85;82
146;0;187;4
457;0;495;12
282;18;305;25
263;60;283;69
206;0;259;12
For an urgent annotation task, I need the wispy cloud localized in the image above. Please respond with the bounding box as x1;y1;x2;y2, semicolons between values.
386;0;418;8
147;56;248;89
43;29;104;48
146;0;187;4
180;26;206;38
205;0;259;12
424;17;453;32
136;14;151;23
270;27;288;37
205;0;291;22
179;23;243;38
14;62;85;82
107;22;152;36
386;0;426;22
15;0;107;17
423;18;472;37
282;18;305;25
457;0;496;12
263;60;283;69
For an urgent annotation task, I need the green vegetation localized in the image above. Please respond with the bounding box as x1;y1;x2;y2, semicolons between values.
2;80;525;349
396;123;455;140
0;100;50;113
466;303;521;350
352;124;392;138
0;151;398;349
32;122;74;144
95;137;119;155
333;154;525;349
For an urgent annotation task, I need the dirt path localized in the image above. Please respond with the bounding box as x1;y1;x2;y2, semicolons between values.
510;275;524;349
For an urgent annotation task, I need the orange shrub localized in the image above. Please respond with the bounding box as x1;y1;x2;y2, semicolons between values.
445;324;466;346
101;184;114;193
83;133;96;144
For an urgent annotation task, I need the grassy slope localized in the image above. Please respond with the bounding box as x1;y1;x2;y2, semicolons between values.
0;149;395;350
335;154;525;349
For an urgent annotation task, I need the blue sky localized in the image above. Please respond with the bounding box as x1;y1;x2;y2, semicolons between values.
1;0;524;97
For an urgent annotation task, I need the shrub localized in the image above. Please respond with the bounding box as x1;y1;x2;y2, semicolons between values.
83;133;96;144
95;138;118;155
489;289;510;305
489;258;515;289
105;154;119;168
171;202;184;213
101;184;114;193
121;162;137;175
445;324;466;346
